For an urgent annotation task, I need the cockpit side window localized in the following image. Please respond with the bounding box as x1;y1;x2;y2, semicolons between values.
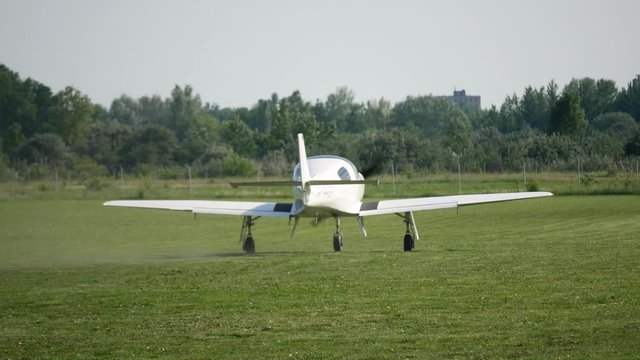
337;167;351;180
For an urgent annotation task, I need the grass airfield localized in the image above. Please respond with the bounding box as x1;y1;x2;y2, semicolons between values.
1;178;639;358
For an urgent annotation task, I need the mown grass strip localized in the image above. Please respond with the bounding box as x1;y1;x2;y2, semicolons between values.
1;194;639;358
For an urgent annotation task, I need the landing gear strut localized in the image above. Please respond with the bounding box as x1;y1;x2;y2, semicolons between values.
332;216;343;252
241;216;258;254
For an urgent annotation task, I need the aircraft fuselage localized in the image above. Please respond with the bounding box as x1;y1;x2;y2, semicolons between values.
292;155;365;217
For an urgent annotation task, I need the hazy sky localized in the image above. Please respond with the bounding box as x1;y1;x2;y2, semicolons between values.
1;0;638;109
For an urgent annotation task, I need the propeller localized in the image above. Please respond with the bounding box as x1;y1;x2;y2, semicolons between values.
359;153;387;178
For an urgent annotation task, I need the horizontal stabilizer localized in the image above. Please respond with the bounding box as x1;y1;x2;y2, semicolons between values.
308;179;379;186
230;181;301;188
230;179;379;188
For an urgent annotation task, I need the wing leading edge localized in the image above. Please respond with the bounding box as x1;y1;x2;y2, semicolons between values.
359;191;553;216
103;200;293;218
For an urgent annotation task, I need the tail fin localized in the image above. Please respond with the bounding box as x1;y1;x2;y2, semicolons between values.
297;133;311;187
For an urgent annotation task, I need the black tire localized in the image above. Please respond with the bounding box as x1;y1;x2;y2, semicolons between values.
243;236;255;254
403;233;414;252
332;233;343;252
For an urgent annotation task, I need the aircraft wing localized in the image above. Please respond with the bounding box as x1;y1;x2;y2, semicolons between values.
103;200;293;218
359;191;553;216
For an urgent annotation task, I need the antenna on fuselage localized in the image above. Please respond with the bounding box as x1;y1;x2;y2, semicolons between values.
297;133;311;189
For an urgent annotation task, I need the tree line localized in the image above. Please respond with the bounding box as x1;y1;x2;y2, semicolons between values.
1;62;639;182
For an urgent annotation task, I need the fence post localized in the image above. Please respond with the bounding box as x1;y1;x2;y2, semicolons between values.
457;157;461;194
577;158;581;189
187;165;192;195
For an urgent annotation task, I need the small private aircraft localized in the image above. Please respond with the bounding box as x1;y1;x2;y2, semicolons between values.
104;133;552;253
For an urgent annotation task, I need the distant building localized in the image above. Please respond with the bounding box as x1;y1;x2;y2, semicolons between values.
435;89;481;110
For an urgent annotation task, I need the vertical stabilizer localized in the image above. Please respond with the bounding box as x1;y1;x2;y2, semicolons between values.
297;133;311;187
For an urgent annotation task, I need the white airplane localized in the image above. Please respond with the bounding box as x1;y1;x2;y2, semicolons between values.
104;133;552;253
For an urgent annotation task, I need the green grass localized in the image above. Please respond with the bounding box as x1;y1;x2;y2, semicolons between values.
1;186;639;358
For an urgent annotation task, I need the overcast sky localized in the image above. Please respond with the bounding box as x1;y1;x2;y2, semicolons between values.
1;0;638;109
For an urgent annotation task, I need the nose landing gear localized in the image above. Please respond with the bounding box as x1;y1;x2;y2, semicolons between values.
332;216;343;252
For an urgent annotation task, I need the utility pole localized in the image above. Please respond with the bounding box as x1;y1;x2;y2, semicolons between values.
391;162;396;195
55;166;59;191
636;157;640;187
578;158;582;189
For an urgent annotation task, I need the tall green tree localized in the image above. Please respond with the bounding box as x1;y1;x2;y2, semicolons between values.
84;122;133;170
624;128;640;157
323;86;356;132
594;79;618;116
497;94;525;133
549;92;587;136
121;125;178;168
21;78;54;135
168;85;202;141
245;95;278;132
220;118;257;158
590;112;637;136
19;133;69;166
519;86;550;131
469;127;504;171
564;77;617;120
137;95;169;126
3;122;27;158
109;95;140;126
0;64;29;135
546;80;559;108
616;75;640;123
392;96;471;142
1;65;55;152
49;86;94;146
362;98;392;129
177;118;219;164
267;91;320;159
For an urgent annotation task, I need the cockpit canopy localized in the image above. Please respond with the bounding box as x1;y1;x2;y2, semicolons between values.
293;155;361;181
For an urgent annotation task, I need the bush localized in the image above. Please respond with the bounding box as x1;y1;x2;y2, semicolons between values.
220;154;257;177
260;150;290;177
84;178;110;191
73;157;108;181
0;161;18;181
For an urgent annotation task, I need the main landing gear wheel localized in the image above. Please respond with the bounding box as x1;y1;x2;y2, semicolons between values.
243;236;255;254
333;233;343;252
240;216;258;254
401;211;417;252
403;232;414;252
